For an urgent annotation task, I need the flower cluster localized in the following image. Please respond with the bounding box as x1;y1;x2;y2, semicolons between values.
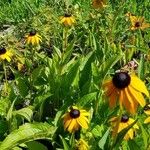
104;71;149;140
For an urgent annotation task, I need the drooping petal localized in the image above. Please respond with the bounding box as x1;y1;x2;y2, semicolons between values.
128;85;146;107
144;117;150;124
124;87;138;113
67;119;77;133
109;89;118;108
77;116;88;129
5;55;11;62
119;90;124;110
130;76;149;97
127;129;134;139
144;110;150;115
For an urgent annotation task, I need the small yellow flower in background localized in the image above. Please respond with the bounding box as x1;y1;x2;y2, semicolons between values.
76;139;89;150
25;30;42;46
144;104;150;124
60;14;75;26
110;114;139;140
103;72;149;114
128;14;150;30
92;0;107;9
0;47;13;62
62;106;90;133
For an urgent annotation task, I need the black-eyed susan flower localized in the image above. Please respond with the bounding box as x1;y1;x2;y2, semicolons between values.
103;72;149;114
92;0;107;9
144;104;150;124
76;139;89;150
110;114;139;140
129;15;150;30
62;106;89;133
0;47;13;62
60;14;75;26
25;30;42;46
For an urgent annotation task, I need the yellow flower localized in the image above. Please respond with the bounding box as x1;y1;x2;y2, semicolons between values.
103;72;149;114
110;114;139;140
92;0;107;9
60;14;75;26
62;106;89;133
129;15;150;30
144;104;150;124
25;30;42;46
0;47;13;62
76;139;89;150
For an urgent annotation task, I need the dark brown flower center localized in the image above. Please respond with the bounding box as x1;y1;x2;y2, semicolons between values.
69;109;80;118
144;104;150;111
121;114;129;123
112;72;131;89
29;30;37;36
0;47;6;55
135;22;141;27
64;13;72;17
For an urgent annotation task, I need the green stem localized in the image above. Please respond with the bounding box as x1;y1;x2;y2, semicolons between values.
3;61;8;95
63;27;68;52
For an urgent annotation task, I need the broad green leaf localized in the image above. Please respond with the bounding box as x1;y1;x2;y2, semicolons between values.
128;140;141;150
98;128;110;150
0;122;56;150
0;120;8;136
79;51;95;91
63;60;80;88
0;99;10;117
13;107;33;122
139;121;148;149
76;92;97;107
27;141;48;150
16;77;29;97
62;39;75;65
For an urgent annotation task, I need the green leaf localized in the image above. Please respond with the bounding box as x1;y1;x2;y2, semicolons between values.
76;92;97;107
63;60;80;88
79;51;95;91
138;54;145;80
6;100;16;121
27;141;48;150
98;128;110;150
13;107;33;122
60;135;70;150
139;121;148;149
0;122;56;150
0;120;8;136
62;39;75;65
128;140;141;150
0;98;10;117
16;77;29;97
100;54;122;81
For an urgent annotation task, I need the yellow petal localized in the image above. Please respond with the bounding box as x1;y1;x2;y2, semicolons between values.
123;88;136;114
128;85;146;107
130;76;149;97
127;129;134;139
77;116;88;129
144;117;150;124
144;110;150;115
67;119;77;133
5;55;11;62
